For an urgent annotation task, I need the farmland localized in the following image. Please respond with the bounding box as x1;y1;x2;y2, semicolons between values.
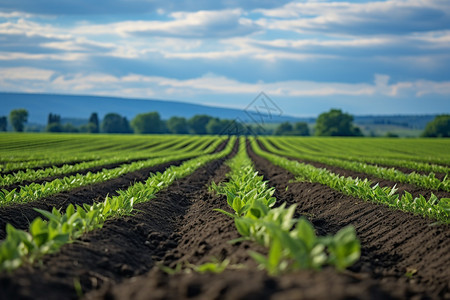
0;133;449;299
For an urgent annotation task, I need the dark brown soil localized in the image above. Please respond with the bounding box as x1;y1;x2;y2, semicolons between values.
267;140;446;180
1;138;449;300
0;159;96;176
1;158;158;191
266;138;448;179
1;139;219;191
74;140;448;300
0;140;229;240
258;140;450;198
0;140;237;300
248;143;450;299
0;160;185;240
90;268;397;300
364;163;447;180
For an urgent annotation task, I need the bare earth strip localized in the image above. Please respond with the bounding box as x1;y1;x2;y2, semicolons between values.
1;139;448;299
0;140;237;300
249;143;450;299
259;140;450;198
0;160;184;240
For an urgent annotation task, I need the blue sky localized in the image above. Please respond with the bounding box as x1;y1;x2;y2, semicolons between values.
0;0;449;116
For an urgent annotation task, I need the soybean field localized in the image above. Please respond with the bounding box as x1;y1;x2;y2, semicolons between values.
0;133;449;299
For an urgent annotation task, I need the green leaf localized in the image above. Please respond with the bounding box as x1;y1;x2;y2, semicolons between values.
66;204;75;217
213;208;236;219
267;237;283;275
249;250;268;268
328;226;361;270
295;217;317;250
34;208;60;223
235;217;251;237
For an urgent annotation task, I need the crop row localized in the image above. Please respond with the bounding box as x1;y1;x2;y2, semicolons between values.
0;135;209;172
267;136;450;166
261;138;449;191
210;137;360;275
0;137;220;186
0;136;236;271
0;137;223;206
267;137;450;175
251;138;450;223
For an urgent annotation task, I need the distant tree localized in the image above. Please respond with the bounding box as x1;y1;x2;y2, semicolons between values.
101;113;132;133
315;109;363;136
62;123;79;133
9;109;28;132
0;116;7;131
422;114;450;137
167;116;189;134
293;122;310;136
46;113;62;132
188;115;213;135
385;132;399;138
274;122;293;136
213;119;247;136
46;123;63;132
47;113;61;125
160;120;169;134
25;125;43;132
80;122;98;133
88;113;99;133
131;112;162;134
206;118;223;135
250;124;269;135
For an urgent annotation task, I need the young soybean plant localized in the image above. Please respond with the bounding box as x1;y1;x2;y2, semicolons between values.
212;137;360;275
0;137;237;272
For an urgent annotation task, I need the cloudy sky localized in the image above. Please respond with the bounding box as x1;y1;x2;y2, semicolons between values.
0;0;449;116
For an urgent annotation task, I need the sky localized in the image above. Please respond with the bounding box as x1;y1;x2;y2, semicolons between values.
0;0;449;117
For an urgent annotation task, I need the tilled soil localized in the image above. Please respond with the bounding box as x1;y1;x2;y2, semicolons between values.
0;140;229;240
259;140;450;199
0;140;236;300
1;139;449;300
0;160;185;240
0;159;97;176
1;139;217;191
1;158;160;191
248;143;450;299
265;139;449;178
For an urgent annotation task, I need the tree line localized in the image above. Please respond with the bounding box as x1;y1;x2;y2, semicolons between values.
1;108;449;137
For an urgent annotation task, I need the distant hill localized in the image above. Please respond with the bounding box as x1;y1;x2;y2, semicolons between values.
0;92;302;125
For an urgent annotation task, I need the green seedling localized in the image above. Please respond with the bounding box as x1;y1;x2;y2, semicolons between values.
251;137;450;223
211;137;361;275
0;137;237;272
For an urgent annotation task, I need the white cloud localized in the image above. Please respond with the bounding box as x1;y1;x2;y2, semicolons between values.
0;11;33;18
74;9;259;38
255;0;450;36
0;67;54;80
0;52;87;61
1;68;449;100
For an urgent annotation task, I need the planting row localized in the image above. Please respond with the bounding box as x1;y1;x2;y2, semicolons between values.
0;136;236;271
0;134;213;172
247;142;450;299
261;138;449;191
0;137;223;206
270;137;450;175
210;137;360;274
252;138;450;223
267;136;450;172
0;136;219;185
268;136;450;165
